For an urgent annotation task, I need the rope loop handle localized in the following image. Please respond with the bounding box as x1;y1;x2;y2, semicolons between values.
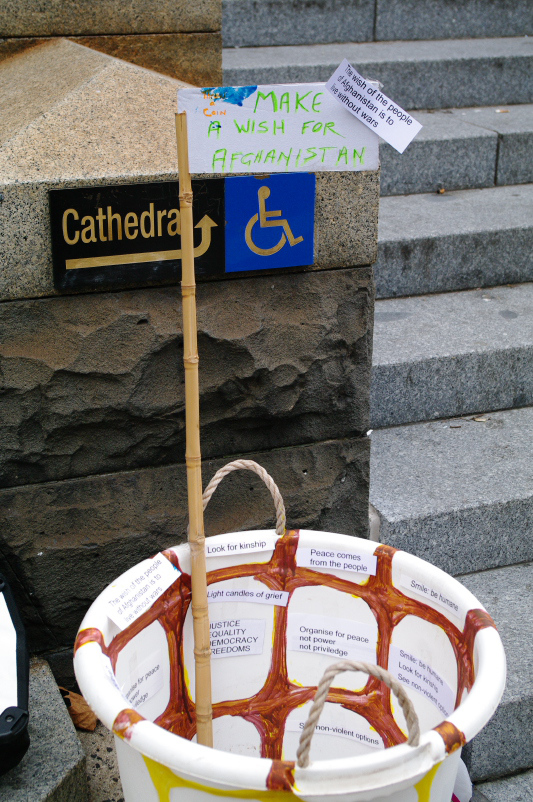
296;660;420;768
202;459;286;537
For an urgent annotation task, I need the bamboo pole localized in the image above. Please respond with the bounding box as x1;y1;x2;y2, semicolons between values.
175;111;213;747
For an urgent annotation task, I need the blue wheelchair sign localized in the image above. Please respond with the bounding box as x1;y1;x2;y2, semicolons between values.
225;173;315;273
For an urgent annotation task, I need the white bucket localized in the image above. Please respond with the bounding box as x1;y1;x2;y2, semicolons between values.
75;527;505;802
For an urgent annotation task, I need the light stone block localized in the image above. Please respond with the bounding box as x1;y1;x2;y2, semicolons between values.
0;39;379;303
0;0;219;36
0;659;88;802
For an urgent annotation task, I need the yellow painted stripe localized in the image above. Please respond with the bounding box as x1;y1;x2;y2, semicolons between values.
65;249;182;270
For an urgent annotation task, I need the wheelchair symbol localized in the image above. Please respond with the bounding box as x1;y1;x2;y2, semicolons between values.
245;185;304;256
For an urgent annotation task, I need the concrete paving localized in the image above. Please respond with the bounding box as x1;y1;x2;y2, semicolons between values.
371;283;533;426
223;37;533;109
0;659;88;801
370;407;533;576
380;104;533;195
375;184;533;297
78;724;125;802
477;768;533;801
460;564;533;782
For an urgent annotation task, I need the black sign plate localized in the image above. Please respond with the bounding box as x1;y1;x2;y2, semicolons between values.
49;180;225;292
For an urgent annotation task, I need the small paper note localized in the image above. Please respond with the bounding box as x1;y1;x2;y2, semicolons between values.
208;586;289;606
400;574;462;617
210;617;266;658
285;711;383;749
298;546;377;576
326;59;422;153
206;533;279;558
106;554;180;629
388;646;455;718
287;613;376;660
124;655;164;709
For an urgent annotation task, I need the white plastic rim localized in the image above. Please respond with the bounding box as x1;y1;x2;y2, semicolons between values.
74;531;506;802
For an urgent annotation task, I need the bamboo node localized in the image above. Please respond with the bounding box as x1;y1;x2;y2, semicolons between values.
194;646;213;658
186;455;202;465
192;605;210;617
179;191;193;206
184;356;200;365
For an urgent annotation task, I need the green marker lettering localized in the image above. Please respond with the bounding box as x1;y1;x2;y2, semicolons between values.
258;120;269;133
312;92;323;112
264;149;276;164
295;91;312;112
301;120;314;134
336;146;349;165
212;149;227;171
241;153;254;166
254;91;278;113
304;147;317;164
319;146;335;162
279;93;290;113
273;120;285;135
324;121;344;137
254;151;264;163
353;147;366;165
230;152;242;170
278;149;292;168
234;119;251;133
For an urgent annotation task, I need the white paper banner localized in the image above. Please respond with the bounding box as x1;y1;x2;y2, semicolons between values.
389;646;455;718
287;613;376;660
208;586;289;606
298;546;377;576
326;60;422;154
210;617;266;658
178;83;379;173
106;554;180;629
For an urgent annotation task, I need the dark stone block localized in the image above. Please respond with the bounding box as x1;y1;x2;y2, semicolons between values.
1;436;369;651
0;268;373;488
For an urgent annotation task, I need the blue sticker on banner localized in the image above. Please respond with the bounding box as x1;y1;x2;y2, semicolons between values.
225;173;315;273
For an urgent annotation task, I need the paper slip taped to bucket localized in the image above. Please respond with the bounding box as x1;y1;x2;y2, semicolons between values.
208;586;289;606
326;59;422;153
210;618;266;658
106;554;181;629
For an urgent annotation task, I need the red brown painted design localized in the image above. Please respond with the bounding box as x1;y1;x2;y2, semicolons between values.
104;533;485;760
74;627;106;655
433;722;466;754
113;708;146;740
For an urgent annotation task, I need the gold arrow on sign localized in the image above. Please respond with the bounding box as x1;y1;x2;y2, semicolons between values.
193;215;217;258
65;214;218;270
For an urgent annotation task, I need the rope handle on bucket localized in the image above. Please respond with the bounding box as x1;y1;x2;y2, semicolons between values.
296;660;421;768
202;460;286;537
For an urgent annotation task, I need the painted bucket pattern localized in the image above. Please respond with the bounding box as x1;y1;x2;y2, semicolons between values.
74;529;505;802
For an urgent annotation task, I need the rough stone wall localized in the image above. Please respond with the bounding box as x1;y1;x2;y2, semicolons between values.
0;0;221;85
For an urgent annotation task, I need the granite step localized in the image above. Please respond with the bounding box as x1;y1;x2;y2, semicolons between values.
371;282;533;428
223;0;531;48
375;184;533;298
0;658;88;801
476;768;533;800
459;563;533;782
223;36;533;110
369;406;533;577
380;104;533;196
